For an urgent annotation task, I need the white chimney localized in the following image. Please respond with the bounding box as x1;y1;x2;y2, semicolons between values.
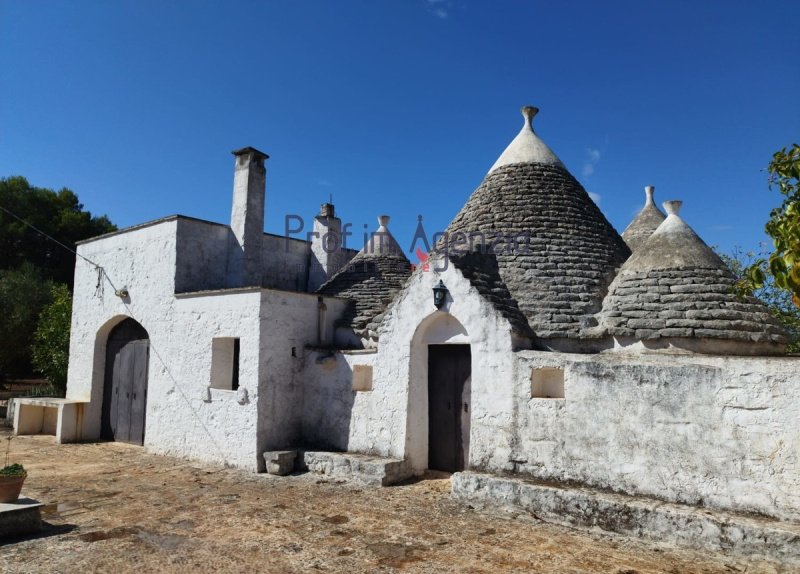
229;146;268;287
307;202;344;292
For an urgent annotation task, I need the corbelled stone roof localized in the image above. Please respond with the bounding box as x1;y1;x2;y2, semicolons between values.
440;106;631;340
317;216;412;342
448;252;534;338
621;186;666;252
595;201;787;347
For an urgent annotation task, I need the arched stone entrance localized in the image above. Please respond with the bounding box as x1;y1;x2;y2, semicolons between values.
406;313;471;473
101;318;150;445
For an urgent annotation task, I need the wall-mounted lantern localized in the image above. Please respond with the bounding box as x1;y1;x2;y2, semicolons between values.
432;279;448;309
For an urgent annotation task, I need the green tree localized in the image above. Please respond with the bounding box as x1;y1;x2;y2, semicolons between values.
722;248;800;353
32;284;72;394
0;265;54;378
738;145;800;306
0;176;116;287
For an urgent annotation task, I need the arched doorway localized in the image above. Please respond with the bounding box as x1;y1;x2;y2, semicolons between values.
101;318;149;445
406;312;471;473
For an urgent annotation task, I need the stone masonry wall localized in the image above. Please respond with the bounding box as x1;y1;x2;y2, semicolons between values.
511;351;800;520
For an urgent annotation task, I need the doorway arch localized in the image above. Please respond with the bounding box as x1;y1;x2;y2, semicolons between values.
406;312;471;473
101;318;150;445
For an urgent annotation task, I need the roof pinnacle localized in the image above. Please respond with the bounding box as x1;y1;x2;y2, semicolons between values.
663;200;682;216
521;106;539;129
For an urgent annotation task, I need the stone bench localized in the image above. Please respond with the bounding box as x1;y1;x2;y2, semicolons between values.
297;451;412;486
12;398;88;443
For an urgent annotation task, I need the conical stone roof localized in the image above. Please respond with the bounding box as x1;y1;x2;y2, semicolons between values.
441;106;631;341
621;186;666;252
317;216;412;343
595;201;787;349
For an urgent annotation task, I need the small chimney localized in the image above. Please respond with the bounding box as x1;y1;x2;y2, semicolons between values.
229;146;268;287
644;185;655;206
663;200;682;216
307;202;344;292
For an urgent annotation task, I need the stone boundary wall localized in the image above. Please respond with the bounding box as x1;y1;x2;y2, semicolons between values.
508;351;800;521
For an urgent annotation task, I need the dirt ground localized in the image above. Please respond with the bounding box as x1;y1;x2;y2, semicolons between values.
0;430;786;574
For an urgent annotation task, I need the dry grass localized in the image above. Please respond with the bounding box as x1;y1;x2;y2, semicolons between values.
0;430;784;573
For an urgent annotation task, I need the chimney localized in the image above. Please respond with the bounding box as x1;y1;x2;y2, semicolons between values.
663;200;682;216
229;146;268;287
307;202;344;292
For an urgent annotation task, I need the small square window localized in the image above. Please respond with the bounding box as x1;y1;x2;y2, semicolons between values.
531;367;564;399
211;338;240;391
352;365;373;392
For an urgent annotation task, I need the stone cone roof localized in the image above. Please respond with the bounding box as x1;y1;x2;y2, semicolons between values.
621;186;666;252
317;216;412;341
441;106;631;340
595;201;787;347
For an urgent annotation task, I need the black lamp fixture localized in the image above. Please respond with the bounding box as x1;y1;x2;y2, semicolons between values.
432;279;448;309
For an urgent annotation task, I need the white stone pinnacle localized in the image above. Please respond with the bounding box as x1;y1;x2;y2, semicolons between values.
488;105;564;173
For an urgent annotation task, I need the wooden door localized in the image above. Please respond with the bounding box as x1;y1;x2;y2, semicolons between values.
428;345;471;472
102;319;149;445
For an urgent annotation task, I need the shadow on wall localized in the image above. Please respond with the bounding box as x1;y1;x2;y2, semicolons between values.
301;351;356;451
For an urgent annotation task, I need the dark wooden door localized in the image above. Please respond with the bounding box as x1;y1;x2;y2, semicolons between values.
428;344;471;472
102;319;149;445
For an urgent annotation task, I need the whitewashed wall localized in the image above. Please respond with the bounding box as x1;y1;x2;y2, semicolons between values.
301;256;519;472
255;290;349;469
261;234;309;291
511;351;800;521
67;219;266;470
301;350;377;451
174;218;230;293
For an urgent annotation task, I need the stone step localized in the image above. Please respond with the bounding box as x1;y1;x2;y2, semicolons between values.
297;451;411;486
451;471;800;564
262;450;297;476
0;497;43;539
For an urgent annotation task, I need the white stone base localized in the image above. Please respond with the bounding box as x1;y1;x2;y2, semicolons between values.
452;471;800;564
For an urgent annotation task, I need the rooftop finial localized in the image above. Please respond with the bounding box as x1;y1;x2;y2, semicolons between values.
521;106;539;129
378;215;390;229
663;200;682;216
645;186;655;206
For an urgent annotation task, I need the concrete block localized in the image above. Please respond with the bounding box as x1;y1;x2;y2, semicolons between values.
263;450;297;476
0;497;43;539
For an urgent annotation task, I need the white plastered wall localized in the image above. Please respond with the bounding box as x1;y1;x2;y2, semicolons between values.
66;220;264;471
308;257;519;473
511;350;800;521
255;290;349;469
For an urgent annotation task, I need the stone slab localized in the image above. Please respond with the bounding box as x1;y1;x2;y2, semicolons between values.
263;450;297;476
451;472;800;564
297;451;412;486
0;497;43;539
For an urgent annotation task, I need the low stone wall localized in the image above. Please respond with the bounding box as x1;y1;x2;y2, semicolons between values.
508;351;800;521
452;471;800;563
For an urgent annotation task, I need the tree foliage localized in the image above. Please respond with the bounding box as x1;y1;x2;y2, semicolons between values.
32;284;72;394
738;145;800;307
0;176;116;287
722;248;800;353
0;265;54;378
0;176;115;381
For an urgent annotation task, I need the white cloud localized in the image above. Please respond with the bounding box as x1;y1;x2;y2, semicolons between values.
425;0;451;18
582;148;601;178
315;178;332;187
588;192;601;204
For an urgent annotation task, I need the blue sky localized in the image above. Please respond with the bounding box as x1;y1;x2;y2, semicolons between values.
2;1;798;259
